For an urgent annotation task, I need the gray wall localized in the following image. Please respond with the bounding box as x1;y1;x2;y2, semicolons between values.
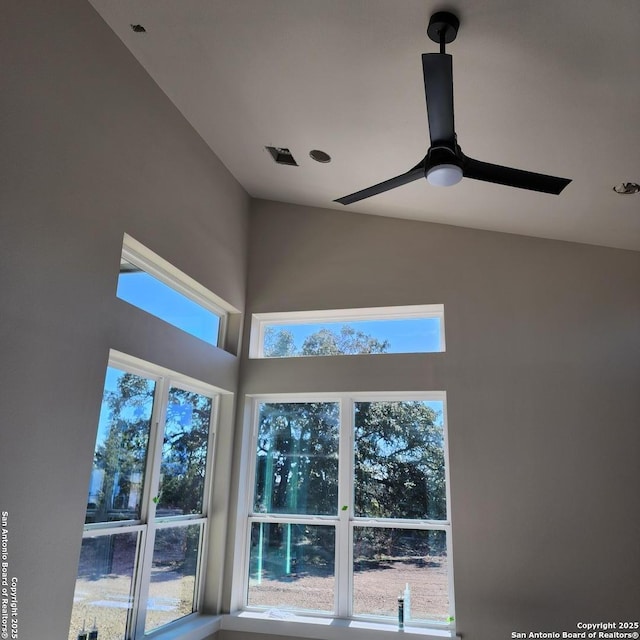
0;1;248;638
231;199;640;640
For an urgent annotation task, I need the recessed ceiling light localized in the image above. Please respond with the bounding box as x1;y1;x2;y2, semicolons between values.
130;24;146;33
309;149;331;163
612;182;640;195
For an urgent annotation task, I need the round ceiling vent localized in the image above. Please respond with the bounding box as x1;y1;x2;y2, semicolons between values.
309;149;331;163
612;182;640;195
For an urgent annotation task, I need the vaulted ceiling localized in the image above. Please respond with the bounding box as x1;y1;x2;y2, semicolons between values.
90;0;640;251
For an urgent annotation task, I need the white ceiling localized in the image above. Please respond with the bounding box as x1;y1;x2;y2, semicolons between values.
89;0;640;251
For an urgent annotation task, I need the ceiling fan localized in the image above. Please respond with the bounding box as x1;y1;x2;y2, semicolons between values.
335;12;571;206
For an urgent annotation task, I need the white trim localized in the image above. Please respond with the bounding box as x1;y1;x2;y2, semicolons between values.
441;397;456;624
249;304;445;358
122;233;239;316
336;397;352;618
109;350;232;396
230;397;257;613
249;514;339;525
144;614;221;640
247;391;445;403
80;524;146;538
222;612;460;640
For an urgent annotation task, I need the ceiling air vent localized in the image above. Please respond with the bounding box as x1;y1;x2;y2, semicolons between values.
612;182;640;195
266;147;298;166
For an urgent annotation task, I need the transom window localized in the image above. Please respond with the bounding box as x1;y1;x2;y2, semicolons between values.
117;234;232;347
249;305;445;358
69;354;218;640
242;393;454;628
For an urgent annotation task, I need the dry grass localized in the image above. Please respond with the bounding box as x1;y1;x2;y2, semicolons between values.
69;569;194;640
249;557;449;622
69;555;449;639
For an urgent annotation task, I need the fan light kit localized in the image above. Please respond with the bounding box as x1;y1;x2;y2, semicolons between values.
427;164;463;187
335;11;571;205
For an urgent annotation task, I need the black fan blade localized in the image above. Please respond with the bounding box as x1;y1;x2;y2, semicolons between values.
463;157;571;194
334;165;425;205
422;53;455;146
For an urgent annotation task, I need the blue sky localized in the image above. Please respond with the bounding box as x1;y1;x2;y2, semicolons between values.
117;271;219;344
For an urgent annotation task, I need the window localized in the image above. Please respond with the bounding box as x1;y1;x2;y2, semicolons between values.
242;393;454;629
69;354;218;640
249;305;445;358
117;234;234;347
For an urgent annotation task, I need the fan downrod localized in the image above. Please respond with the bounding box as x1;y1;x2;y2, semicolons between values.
427;11;459;49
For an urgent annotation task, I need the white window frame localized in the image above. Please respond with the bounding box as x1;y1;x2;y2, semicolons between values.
248;304;446;358
120;234;239;348
234;391;455;632
77;351;221;639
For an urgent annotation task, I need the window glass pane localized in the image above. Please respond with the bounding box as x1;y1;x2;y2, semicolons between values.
254;402;339;516
86;367;155;524
353;528;449;623
68;531;139;640
262;317;442;357
117;259;221;345
145;524;201;633
156;388;212;517
354;401;446;520
248;523;335;613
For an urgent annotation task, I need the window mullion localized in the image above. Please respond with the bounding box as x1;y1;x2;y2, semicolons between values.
237;399;260;611
139;378;169;523
193;520;208;612
336;396;353;618
133;376;170;638
127;526;149;640
199;394;219;519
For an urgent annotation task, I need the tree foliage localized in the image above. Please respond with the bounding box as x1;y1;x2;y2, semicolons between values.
264;325;390;357
92;372;212;522
93;372;154;522
254;402;340;517
157;389;212;516
355;400;445;521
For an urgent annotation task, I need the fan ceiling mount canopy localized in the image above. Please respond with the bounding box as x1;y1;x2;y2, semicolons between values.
335;11;571;206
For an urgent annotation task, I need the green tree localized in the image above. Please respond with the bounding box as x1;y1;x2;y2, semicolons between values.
354;400;445;521
263;325;390;357
94;372;154;522
264;327;296;357
255;401;339;517
156;388;212;515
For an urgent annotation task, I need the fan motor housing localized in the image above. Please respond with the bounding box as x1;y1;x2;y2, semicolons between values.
427;145;463;172
427;12;460;45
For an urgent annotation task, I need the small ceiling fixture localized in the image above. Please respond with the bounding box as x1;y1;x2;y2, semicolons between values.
309;149;332;163
612;182;640;195
130;24;146;33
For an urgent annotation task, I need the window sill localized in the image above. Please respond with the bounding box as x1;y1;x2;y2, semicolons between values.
145;614;222;640
221;611;459;640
